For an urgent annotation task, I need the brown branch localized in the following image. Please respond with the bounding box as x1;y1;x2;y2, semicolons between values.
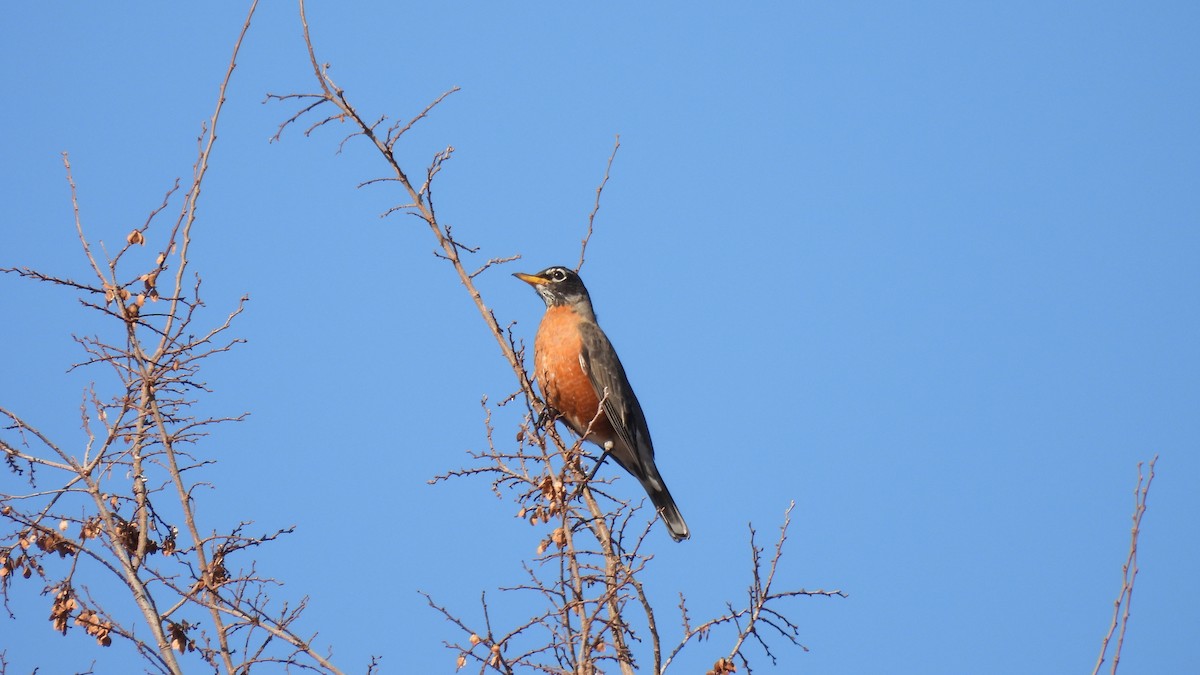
662;503;845;672
122;3;261;669
0;267;105;294
577;135;620;273
385;87;460;149
278;0;539;415
469;254;522;279
63;153;108;285
1092;455;1157;675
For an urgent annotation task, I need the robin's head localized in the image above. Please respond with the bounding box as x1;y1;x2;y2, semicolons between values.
513;266;592;310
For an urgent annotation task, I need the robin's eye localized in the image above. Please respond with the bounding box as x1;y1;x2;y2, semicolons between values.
551;269;566;282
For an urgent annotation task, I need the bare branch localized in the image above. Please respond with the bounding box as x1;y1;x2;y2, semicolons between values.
662;502;846;672
385;87;461;150
1092;455;1158;675
577;135;620;273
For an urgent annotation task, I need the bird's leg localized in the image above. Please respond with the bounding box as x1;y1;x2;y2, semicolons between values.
566;441;613;503
586;442;614;483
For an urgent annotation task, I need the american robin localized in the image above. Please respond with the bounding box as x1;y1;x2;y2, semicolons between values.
514;266;690;541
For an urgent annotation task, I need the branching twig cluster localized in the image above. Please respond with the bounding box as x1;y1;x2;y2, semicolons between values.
666;503;846;674
0;3;358;673
424;395;663;674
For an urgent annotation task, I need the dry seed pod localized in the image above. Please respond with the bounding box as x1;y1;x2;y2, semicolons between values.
127;230;145;245
455;654;466;670
469;633;481;646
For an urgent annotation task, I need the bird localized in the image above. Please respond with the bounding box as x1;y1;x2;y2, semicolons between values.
514;265;690;541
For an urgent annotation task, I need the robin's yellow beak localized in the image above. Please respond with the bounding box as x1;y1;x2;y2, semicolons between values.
513;272;550;286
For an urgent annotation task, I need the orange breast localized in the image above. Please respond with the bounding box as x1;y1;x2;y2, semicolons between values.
534;306;615;444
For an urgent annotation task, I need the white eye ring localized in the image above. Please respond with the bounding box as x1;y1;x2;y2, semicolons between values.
552;269;566;282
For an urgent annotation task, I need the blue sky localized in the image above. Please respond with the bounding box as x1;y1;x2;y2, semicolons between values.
2;2;1197;673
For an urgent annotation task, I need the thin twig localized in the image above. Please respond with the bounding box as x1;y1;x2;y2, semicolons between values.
577;135;620;272
1092;456;1157;675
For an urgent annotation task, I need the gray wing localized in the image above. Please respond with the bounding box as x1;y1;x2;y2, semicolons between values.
577;323;690;541
577;322;655;471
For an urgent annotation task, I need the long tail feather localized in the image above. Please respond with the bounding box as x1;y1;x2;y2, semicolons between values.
647;483;690;542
